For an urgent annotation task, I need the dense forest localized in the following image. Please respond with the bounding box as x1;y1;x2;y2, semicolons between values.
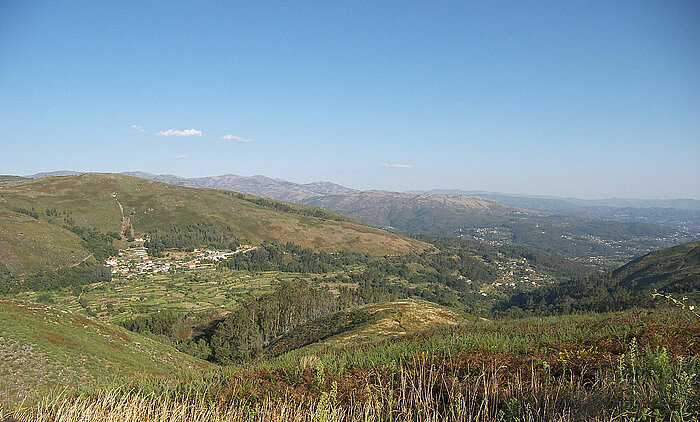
0;264;112;295
217;240;498;311
68;225;119;262
218;241;365;273
122;279;367;364
145;223;240;256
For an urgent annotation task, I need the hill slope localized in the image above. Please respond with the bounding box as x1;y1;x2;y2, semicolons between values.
608;240;700;297
0;299;209;403
0;208;88;273
505;240;700;314
0;174;430;273
263;299;472;357
304;190;520;232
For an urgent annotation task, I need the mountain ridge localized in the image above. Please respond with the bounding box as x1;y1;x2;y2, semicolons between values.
0;173;430;273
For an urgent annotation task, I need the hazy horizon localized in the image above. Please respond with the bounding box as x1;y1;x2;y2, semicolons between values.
14;168;700;201
1;1;698;199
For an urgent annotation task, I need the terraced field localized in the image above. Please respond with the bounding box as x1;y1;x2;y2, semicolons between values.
14;267;340;323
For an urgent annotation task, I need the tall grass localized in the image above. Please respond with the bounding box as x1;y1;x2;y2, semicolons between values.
256;310;687;373
4;341;697;422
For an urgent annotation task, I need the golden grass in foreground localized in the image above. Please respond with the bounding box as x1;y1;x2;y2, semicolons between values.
4;348;697;422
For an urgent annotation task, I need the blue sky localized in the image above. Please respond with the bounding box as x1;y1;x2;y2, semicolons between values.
1;1;698;199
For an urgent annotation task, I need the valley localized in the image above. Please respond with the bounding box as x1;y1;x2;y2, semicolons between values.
0;173;698;421
120;171;700;267
4;4;698;420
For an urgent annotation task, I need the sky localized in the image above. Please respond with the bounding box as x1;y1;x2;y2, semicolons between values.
1;1;698;199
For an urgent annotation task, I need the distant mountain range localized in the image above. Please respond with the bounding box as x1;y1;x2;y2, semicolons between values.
16;170;700;265
117;172;700;232
408;190;700;230
411;189;700;211
121;171;357;203
28;171;700;211
303;190;521;231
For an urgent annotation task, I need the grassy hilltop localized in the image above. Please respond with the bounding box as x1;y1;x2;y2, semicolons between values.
0;173;430;272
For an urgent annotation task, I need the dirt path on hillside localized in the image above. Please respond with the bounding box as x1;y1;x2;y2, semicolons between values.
69;253;94;267
111;193;133;239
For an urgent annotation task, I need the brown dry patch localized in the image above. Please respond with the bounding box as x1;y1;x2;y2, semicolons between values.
42;331;83;350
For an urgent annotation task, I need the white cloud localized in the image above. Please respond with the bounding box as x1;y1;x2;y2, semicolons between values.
382;163;413;168
158;128;202;137
174;154;189;159
221;134;251;142
130;125;146;133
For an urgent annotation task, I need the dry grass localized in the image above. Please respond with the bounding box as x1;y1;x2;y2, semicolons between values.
4;347;697;422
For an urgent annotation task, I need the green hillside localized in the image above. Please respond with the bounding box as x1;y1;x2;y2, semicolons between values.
0;208;88;273
263;299;472;358
0;173;430;272
505;240;700;314
0;299;210;404
610;240;700;296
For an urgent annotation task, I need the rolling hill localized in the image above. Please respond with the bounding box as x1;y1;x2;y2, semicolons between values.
423;189;700;230
0;173;430;273
305;191;689;266
303;190;522;231
0;299;210;404
263;299;473;358
420;189;700;211
15;171;698;266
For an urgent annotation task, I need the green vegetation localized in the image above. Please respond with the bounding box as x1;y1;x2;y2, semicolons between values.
262;299;471;360
68;225;119;262
1;174;699;420
262;308;372;357
145;223;240;256
17;265;318;323
219;241;363;273
422;236;596;279
119;280;363;365
3;309;697;421
0;208;88;274
1;264;111;294
307;191;696;266
504;241;700;315
229;191;360;224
